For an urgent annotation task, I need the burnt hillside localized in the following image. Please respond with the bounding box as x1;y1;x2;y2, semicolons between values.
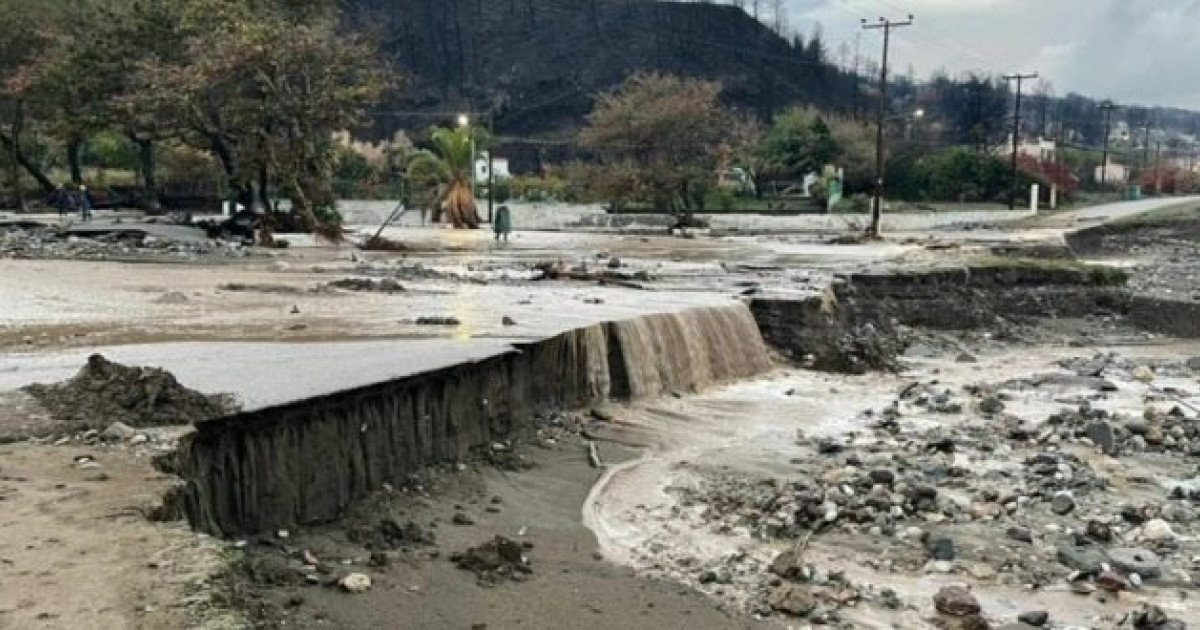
347;0;849;162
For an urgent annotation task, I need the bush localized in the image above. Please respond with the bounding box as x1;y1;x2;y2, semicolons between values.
832;194;871;214
508;174;568;202
714;188;736;212
489;178;512;204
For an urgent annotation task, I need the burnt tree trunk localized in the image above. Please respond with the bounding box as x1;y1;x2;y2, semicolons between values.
67;137;84;185
134;137;161;212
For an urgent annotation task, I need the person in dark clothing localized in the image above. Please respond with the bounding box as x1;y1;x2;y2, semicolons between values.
54;184;74;218
77;185;92;221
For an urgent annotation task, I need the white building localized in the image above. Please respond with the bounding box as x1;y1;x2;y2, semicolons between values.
996;136;1057;163
474;152;511;184
1094;159;1130;185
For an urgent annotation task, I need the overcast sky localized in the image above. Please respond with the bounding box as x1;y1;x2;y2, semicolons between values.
782;0;1200;110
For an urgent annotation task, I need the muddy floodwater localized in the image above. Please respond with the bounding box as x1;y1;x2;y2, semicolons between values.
586;341;1200;628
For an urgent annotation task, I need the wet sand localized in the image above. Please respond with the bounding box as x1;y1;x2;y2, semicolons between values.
241;443;758;630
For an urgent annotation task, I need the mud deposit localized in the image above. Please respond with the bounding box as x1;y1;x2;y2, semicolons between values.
585;341;1200;628
9;354;238;441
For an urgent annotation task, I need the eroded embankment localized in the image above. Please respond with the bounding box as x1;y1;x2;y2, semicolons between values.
750;263;1176;374
172;304;772;536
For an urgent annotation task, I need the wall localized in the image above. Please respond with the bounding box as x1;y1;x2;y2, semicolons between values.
172;305;770;536
333;199;1035;233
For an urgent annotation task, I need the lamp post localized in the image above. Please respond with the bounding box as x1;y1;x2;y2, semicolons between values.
458;112;496;224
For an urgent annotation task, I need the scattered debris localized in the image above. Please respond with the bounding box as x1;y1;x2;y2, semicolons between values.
338;573;372;594
451;536;532;586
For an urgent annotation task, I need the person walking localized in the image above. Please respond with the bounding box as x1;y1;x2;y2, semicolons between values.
493;204;512;242
77;185;92;221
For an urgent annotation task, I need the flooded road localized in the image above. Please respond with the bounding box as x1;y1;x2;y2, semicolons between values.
584;342;1200;627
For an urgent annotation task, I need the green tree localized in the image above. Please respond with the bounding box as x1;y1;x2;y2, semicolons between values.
0;0;60;200
579;73;737;221
758;107;839;179
137;0;395;232
406;126;485;229
34;0;191;205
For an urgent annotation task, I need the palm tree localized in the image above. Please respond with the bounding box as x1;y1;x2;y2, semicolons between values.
406;126;483;229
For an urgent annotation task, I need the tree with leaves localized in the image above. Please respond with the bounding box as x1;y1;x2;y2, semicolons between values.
758;107;839;179
133;0;395;232
0;0;59;202
579;73;738;222
34;0;190;207
406;126;485;229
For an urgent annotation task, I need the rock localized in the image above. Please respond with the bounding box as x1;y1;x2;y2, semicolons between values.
869;469;895;485
933;585;981;617
1130;604;1170;629
956;353;978;363
1095;569;1129;592
1057;547;1107;576
153;291;189;304
607;257;621;269
769;548;805;580
1017;610;1049;626
100;422;137;441
979;396;1005;415
1007;526;1033;543
1132;365;1155;383
767;584;816;616
960;615;991;630
1085;421;1118;455
1107;547;1162;578
451;536;532;586
338;573;372;593
1145;426;1165;445
1186;357;1200;372
1139;518;1176;543
452;513;475;526
1069;581;1096;595
501;316;517;326
816;438;844;454
1085;519;1112;542
415;316;461;326
926;535;956;561
1051;492;1076;515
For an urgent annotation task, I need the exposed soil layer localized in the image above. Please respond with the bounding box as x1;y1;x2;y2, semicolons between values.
752;263;1136;375
1067;207;1200;300
172;304;771;536
18;354;239;439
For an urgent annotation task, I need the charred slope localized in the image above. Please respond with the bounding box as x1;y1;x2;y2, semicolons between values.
348;0;846;140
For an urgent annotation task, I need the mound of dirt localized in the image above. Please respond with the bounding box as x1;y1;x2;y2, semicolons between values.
451;536;532;586
22;354;239;431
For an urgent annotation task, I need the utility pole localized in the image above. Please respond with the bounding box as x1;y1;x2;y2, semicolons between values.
1143;119;1152;172
862;14;913;238
1003;72;1038;210
1154;141;1162;194
1099;102;1119;187
487;113;495;224
851;31;861;119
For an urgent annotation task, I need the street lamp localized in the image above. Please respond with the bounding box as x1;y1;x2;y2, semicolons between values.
458;113;477;199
